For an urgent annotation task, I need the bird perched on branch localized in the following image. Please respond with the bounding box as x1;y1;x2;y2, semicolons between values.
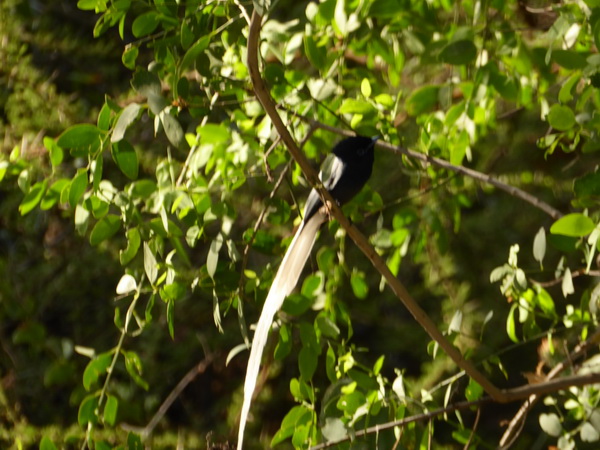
237;135;377;450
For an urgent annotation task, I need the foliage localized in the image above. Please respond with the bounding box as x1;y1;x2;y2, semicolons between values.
3;0;600;449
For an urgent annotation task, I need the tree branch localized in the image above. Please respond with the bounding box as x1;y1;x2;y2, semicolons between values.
247;9;506;403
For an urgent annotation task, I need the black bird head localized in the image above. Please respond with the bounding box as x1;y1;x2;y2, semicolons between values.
333;135;377;162
303;135;377;223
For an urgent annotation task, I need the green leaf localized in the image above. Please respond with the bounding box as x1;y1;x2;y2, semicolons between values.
44;137;63;167
39;436;58;450
439;39;477;65
271;405;311;447
547;104;576;131
506;303;519;343
78;394;100;426
127;432;143;450
316;315;340;339
339;98;375;115
132;11;159;38
111;140;139;179
535;286;555;316
322;417;347;443
197;123;230;144
97;101;112;131
207;234;223;278
132;70;161;98
550;213;595;237
144;242;158;285
77;0;107;11
361;78;372;98
562;267;574;297
533;227;546;265
581;422;600;442
123;350;149;390
253;0;271;17
19;180;47;215
82;352;112;390
180;35;211;73
559;73;581;103
111;103;141;143
274;324;292;360
120;227;141;265
465;379;483;401
69;169;89;207
167;299;175;339
299;321;319;351
301;273;322;297
90;214;121;246
122;45;139;70
304;34;326;70
553;50;587;69
539;412;562;437
41;179;69;210
57;124;103;149
103;395;118;426
406;85;439;116
350;271;368;299
574;171;600;198
159;110;185;148
333;0;348;36
282;293;312;316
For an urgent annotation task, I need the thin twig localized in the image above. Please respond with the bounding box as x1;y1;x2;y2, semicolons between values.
140;353;215;440
464;407;481;450
531;268;600;288
232;0;251;25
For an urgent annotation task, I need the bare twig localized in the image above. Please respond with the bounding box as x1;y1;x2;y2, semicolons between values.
464;407;481;450
232;0;251;25
531;268;600;288
140;353;215;440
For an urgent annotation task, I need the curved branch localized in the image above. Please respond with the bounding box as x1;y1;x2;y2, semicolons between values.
247;8;505;402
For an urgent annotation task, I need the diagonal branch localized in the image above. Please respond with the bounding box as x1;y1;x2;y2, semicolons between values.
247;9;505;402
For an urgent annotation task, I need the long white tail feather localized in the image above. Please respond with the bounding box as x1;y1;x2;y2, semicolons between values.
237;212;325;450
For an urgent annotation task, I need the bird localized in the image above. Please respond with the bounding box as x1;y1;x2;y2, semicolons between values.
237;135;377;450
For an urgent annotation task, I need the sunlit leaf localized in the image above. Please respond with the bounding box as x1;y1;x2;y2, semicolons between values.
550;213;595;237
57;124;103;149
547;104;576;131
539;412;562;437
112;104;141;143
90;214;121;246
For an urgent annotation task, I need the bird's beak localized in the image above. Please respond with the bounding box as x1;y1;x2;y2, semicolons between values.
370;136;380;147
